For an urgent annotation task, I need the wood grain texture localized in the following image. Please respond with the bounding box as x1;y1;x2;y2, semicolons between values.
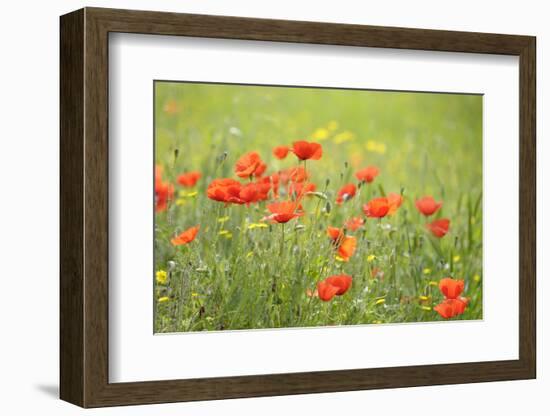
59;8;84;407
59;7;537;408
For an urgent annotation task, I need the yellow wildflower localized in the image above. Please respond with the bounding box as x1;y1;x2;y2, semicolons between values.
429;280;438;287
158;296;170;303
375;298;386;305
155;270;168;285
178;190;198;198
332;130;355;144
217;216;230;223
366;140;387;154
418;295;429;301
248;223;268;230
218;230;232;239
367;254;376;263
423;268;432;275
175;198;186;206
453;255;461;263
421;306;432;311
312;127;330;140
473;274;481;282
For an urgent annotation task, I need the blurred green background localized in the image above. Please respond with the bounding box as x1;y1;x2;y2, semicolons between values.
155;81;482;205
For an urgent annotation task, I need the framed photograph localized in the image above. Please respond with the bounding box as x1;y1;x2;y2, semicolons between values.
60;7;536;407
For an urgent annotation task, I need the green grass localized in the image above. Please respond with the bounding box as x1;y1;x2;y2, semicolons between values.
154;81;483;333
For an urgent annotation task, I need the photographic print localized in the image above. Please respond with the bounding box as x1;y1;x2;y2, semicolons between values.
154;81;482;333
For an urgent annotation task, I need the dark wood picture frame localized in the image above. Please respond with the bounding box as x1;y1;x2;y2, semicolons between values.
60;7;536;408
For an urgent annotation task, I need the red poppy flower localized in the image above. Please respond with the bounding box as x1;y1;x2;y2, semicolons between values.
288;181;316;198
254;179;272;200
177;171;201;187
387;192;403;215
325;275;353;295
434;298;468;319
234;151;264;178
415;196;442;216
207;178;245;205
327;227;357;261
170;225;200;246
155;181;174;213
262;173;280;199
336;183;357;204
355;166;379;183
317;280;340;301
345;217;365;231
265;201;304;223
155;165;164;188
439;277;464;299
363;197;390;218
279;166;309;184
155;166;175;213
254;161;267;177
273;146;290;160
327;226;345;243
338;236;357;261
291;141;323;160
427;218;450;238
317;274;353;301
238;182;270;205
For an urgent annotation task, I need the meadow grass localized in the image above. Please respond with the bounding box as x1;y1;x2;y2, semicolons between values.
154;82;483;333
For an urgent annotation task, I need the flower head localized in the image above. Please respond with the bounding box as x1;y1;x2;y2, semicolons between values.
338;236;357;261
273;146;290;160
363;197;390;218
427;218;451;238
279;166;309;184
155;270;168;284
254;161;267;177
207;178;245;204
170;225;200;246
260;173;280;199
288;182;316;198
325;275;353;295
155;166;174;213
265;200;304;223
317;274;353;301
291;141;323;160
234;151;264;178
387;192;403;215
355;166;379;183
336;183;357;204
239;182;270;205
327;227;357;261
177;171;201;187
434;298;468;319
345;217;365;231
327;226;344;242
317;280;340;301
439;277;464;299
415;196;442;216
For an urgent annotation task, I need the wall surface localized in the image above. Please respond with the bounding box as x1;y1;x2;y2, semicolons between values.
0;0;545;414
